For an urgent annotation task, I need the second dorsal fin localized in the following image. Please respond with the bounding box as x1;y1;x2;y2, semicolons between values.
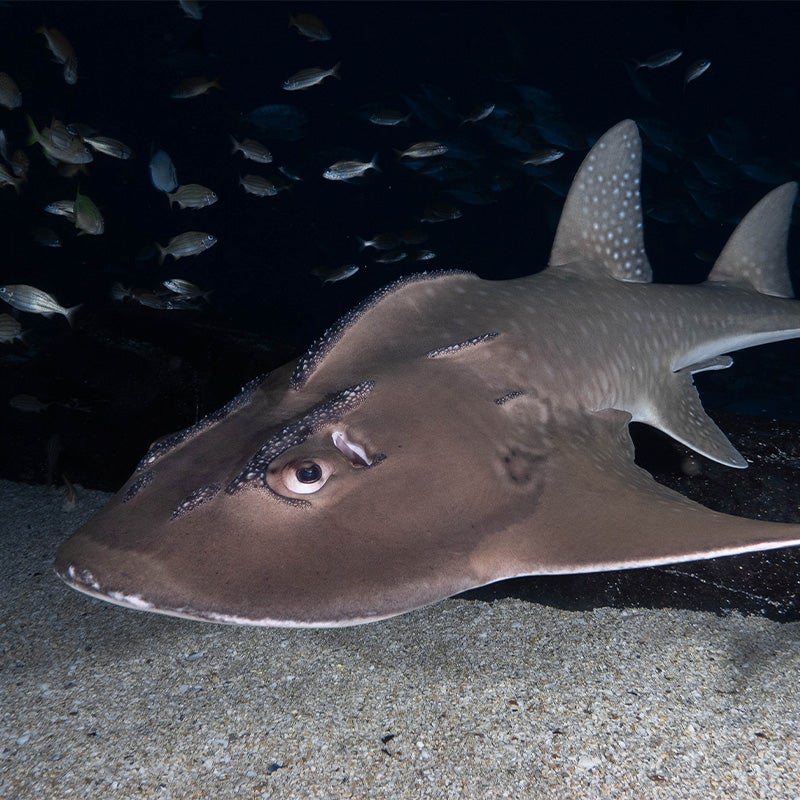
707;182;797;298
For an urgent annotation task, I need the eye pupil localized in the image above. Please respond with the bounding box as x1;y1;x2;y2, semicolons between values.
296;463;323;484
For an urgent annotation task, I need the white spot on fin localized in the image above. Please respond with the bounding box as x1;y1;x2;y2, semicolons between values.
549;119;652;283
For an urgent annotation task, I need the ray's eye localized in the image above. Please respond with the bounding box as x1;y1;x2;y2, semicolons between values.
296;463;322;483
282;459;332;494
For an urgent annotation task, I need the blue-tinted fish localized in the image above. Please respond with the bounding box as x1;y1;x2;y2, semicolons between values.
684;59;711;89
150;149;178;192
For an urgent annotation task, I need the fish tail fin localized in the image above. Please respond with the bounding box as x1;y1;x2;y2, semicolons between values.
212;78;222;92
25;114;39;146
331;62;342;79
156;243;166;265
166;191;175;209
370;154;381;173
230;135;240;155
64;304;81;327
356;236;368;251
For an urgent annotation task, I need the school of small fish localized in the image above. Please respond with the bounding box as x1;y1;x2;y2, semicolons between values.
3;2;792;352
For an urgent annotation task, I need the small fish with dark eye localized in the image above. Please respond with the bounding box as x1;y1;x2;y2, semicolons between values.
163;278;212;300
522;148;565;166
239;174;289;197
322;155;379;181
288;13;331;41
230;136;273;164
684;58;711;89
312;264;361;284
44;200;76;221
75;188;104;235
398;141;448;159
156;231;218;264
166;184;218;210
0;284;80;325
171;77;222;99
0;313;23;343
635;48;682;70
413;249;436;261
83;135;134;160
283;63;340;91
0;72;21;109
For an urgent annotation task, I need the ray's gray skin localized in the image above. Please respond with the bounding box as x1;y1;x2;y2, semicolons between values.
55;121;800;627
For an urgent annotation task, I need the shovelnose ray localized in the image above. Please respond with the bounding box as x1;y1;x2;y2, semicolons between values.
55;120;800;627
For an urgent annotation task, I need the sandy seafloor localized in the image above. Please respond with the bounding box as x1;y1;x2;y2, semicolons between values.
2;479;799;800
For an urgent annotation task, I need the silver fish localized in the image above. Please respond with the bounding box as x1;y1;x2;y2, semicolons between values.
239;174;287;197
0;284;80;325
323;156;379;181
522;148;565;166
283;63;340;91
399;141;448;159
166;184;218;210
26;116;93;165
75;188;104;236
45;200;76;220
635;48;682;70
156;232;218;263
163;278;211;299
312;264;361;284
367;109;411;127
230;136;272;164
684;58;711;88
83;136;134;160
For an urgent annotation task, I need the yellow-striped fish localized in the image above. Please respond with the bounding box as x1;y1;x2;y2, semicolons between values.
0;284;80;325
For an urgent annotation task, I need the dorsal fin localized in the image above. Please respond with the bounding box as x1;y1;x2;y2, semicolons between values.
707;182;797;298
549;119;652;283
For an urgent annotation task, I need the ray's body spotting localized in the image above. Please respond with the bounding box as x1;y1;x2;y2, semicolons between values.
56;121;800;627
